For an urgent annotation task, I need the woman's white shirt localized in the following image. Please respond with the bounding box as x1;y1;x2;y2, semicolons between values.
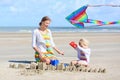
32;28;55;52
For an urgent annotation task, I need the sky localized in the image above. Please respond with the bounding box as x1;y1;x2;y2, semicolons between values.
0;0;120;27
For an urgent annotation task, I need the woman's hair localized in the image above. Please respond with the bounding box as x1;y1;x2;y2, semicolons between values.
39;16;51;26
79;38;89;47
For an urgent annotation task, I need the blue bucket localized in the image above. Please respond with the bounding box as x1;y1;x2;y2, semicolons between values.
50;60;59;66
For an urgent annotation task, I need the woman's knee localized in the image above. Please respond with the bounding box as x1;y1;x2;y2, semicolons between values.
45;58;51;64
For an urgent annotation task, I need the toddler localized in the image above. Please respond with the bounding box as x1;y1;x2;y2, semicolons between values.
69;38;91;66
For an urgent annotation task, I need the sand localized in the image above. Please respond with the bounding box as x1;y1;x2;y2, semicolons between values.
0;32;120;80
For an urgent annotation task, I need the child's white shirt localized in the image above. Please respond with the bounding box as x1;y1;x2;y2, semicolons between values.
75;46;91;64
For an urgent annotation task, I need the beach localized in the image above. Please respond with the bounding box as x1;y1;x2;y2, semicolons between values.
0;32;120;80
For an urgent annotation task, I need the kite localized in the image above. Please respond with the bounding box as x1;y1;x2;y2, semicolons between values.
66;5;120;28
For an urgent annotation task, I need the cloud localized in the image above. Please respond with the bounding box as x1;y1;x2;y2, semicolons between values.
50;1;66;14
74;0;88;8
0;0;26;14
87;0;105;5
9;6;26;13
0;0;12;6
9;6;17;12
109;0;120;4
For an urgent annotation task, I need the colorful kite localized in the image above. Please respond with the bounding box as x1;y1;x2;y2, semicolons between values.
66;5;120;28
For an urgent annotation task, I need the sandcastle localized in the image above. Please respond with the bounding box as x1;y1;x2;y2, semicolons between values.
9;62;106;75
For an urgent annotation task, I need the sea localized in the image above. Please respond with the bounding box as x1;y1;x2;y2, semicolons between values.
0;26;120;33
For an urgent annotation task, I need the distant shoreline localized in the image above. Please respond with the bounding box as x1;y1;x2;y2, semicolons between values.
0;26;120;32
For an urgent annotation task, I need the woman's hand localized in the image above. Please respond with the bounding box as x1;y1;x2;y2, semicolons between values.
53;47;64;55
58;51;64;55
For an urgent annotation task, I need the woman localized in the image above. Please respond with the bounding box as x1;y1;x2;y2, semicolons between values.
32;16;64;64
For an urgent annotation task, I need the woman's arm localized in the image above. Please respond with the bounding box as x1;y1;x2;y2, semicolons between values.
48;29;64;55
33;47;43;58
32;30;44;58
53;47;64;55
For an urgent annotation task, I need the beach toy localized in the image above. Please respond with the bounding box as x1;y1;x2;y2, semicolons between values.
50;59;59;66
69;41;77;48
64;63;69;67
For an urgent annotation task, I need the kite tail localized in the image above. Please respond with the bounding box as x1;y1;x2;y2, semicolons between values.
106;20;120;24
87;19;120;25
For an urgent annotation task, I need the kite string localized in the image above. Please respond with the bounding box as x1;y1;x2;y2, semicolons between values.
88;4;120;7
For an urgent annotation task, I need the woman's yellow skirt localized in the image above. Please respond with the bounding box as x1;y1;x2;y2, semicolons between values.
35;52;56;62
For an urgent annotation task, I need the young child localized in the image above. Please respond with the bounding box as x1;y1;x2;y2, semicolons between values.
69;38;91;67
